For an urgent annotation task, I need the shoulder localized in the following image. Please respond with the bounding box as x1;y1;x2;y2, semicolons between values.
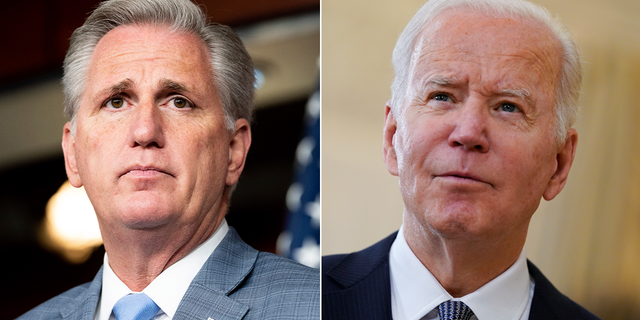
218;227;319;292
222;239;319;319
323;231;397;292
528;261;602;320
322;232;397;320
250;251;320;290
16;282;92;320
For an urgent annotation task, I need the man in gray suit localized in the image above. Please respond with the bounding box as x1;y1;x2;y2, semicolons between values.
18;0;319;319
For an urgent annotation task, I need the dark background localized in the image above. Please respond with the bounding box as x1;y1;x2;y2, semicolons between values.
0;0;319;318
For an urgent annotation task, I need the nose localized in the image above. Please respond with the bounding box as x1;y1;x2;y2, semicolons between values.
129;101;165;148
447;102;489;153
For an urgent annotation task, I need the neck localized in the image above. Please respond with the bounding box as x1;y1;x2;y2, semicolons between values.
403;212;528;297
102;209;225;292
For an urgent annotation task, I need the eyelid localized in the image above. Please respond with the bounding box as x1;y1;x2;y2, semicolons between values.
167;95;195;109
101;94;195;109
103;94;128;109
497;101;523;113
429;92;453;101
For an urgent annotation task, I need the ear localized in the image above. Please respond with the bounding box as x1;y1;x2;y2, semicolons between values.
383;102;399;176
226;118;252;186
62;122;83;187
543;128;578;200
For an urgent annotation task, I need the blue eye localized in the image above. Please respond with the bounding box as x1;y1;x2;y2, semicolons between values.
433;94;450;102
500;103;517;112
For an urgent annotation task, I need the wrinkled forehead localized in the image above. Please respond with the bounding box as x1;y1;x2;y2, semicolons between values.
84;24;215;96
409;8;563;83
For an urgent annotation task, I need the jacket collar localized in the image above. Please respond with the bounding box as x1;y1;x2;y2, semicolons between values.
173;227;257;320
527;261;600;320
58;227;258;320
323;232;397;320
60;267;103;320
326;231;397;289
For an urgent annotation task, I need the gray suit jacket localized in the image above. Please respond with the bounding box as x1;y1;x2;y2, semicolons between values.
18;227;320;320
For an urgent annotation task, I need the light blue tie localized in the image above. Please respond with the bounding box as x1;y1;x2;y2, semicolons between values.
112;293;160;320
438;300;475;320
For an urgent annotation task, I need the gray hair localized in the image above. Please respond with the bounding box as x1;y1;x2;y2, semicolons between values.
63;0;255;132
390;0;582;145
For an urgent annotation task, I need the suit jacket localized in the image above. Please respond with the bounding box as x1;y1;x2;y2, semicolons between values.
323;232;600;320
19;227;320;320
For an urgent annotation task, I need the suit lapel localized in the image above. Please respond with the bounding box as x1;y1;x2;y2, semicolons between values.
173;288;248;320
527;260;592;320
174;227;257;320
323;232;397;320
60;267;103;320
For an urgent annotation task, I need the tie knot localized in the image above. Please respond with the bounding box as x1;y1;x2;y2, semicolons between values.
438;300;475;320
113;293;160;320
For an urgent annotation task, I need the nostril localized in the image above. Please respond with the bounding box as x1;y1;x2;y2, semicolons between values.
134;140;161;148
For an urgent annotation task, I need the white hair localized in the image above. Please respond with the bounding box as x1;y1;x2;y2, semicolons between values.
390;0;582;145
63;0;255;132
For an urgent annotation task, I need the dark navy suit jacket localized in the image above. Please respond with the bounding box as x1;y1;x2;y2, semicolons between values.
322;232;601;320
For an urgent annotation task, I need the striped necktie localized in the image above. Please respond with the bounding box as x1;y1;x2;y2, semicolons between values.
438;300;475;320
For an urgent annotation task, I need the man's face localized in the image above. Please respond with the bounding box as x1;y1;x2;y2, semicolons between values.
383;10;577;241
62;25;250;236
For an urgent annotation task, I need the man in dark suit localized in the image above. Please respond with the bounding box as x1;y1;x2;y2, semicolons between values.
323;0;600;319
18;0;319;319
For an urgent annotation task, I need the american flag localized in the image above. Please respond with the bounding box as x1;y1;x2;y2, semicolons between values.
276;89;320;268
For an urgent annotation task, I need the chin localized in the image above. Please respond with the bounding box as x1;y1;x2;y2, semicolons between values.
420;201;489;237
117;203;176;230
122;216;170;230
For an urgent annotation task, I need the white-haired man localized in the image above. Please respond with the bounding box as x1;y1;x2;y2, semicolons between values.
19;0;319;319
322;0;600;319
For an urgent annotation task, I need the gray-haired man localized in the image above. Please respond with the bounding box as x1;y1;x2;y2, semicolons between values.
323;0;599;319
19;0;319;319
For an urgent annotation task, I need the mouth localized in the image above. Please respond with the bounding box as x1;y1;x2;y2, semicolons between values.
435;171;494;188
120;165;173;178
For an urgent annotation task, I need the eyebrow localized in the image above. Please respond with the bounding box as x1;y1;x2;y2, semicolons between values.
411;75;460;99
98;78;193;97
417;75;535;107
101;78;134;97
499;87;534;107
420;75;459;88
160;79;191;95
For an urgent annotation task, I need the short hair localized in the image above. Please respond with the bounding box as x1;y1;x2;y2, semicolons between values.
63;0;255;132
390;0;582;145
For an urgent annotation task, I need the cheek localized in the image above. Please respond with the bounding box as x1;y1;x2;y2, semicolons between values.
395;132;437;202
397;125;444;180
75;130;105;172
394;131;420;187
78;113;123;150
497;136;556;201
178;127;229;174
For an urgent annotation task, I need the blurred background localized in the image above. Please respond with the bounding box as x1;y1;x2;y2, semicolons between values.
0;0;318;318
322;0;640;318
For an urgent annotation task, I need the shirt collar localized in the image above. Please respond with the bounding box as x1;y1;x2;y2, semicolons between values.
389;225;531;320
463;245;531;320
98;219;229;320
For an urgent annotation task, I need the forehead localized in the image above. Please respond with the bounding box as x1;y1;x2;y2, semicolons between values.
85;24;213;94
409;9;563;93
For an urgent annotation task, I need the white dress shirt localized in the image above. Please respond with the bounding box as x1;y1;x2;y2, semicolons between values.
390;225;534;320
94;219;229;320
